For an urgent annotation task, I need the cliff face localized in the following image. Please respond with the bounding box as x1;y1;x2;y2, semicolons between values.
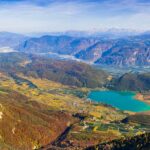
95;38;150;66
16;34;150;67
0;32;149;67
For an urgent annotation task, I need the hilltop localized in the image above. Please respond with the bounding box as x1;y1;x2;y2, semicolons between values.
0;52;109;88
110;72;150;91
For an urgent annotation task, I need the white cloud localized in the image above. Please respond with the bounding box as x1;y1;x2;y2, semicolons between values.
0;0;149;33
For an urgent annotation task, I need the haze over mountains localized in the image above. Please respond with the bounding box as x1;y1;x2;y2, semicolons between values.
0;30;149;92
0;30;149;67
0;30;149;149
0;0;149;149
0;32;28;48
0;30;149;91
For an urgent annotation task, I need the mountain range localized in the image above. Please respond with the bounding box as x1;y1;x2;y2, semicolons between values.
0;31;150;67
0;52;149;92
0;32;28;48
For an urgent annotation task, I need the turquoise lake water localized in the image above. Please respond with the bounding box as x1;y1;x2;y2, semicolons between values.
88;91;150;112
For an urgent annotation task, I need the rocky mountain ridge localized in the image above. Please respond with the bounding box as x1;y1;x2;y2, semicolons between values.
17;33;150;67
0;31;149;67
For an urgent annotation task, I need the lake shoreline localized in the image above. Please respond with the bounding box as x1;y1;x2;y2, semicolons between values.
135;93;150;105
88;90;150;112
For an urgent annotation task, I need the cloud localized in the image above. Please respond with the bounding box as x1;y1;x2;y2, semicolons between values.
0;0;149;33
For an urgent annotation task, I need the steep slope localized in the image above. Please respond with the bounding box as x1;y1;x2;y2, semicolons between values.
0;32;28;48
110;72;150;91
0;73;130;150
86;133;150;150
0;89;73;149
75;40;114;62
0;52;109;88
123;111;150;126
17;33;150;66
96;37;150;66
24;56;109;88
17;35;99;55
0;53;149;149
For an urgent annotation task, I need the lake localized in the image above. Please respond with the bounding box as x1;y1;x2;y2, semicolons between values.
88;91;150;112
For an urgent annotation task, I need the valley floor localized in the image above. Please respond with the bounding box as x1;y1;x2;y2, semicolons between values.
0;73;150;149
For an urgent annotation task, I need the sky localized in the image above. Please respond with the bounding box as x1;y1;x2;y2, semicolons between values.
0;0;150;33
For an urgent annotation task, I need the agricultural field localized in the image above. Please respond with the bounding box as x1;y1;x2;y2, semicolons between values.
0;73;149;149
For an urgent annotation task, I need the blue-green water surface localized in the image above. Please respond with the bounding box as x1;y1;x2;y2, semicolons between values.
88;91;150;112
